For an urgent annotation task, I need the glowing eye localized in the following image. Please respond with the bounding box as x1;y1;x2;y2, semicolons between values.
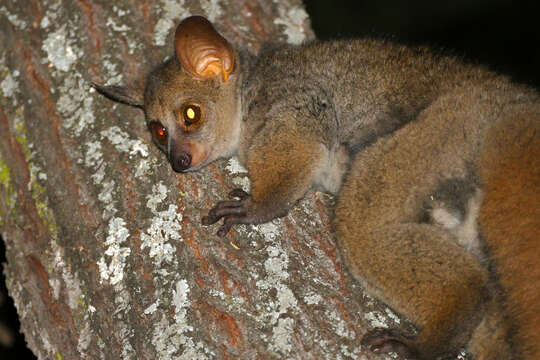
182;103;201;126
150;121;168;145
186;107;195;120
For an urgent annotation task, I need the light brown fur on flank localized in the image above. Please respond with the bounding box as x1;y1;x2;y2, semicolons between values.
93;16;540;359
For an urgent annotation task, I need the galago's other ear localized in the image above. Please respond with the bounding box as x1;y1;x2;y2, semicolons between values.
175;16;234;82
91;82;144;108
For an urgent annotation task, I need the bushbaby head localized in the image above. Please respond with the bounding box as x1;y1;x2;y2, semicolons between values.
92;16;243;173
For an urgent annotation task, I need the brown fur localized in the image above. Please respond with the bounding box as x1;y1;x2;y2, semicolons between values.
478;112;540;359
468;292;513;360
93;16;540;359
334;79;539;358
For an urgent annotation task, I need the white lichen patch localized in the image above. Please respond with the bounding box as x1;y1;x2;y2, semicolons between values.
226;157;250;191
153;0;190;46
144;300;160;315
84;141;103;168
0;54;19;106
106;17;130;33
97;180;118;218
99;55;123;86
113;5;129;17
274;6;309;45
105;279;135;360
39;330;55;358
49;277;61;300
42;25;79;72
0;6;28;30
101;126;149;158
207;289;247;316
269;317;295;354
173;279;190;313
97;217;131;285
96;54;124;86
303;291;322;305
364;310;390;329
50;241;83;311
105;7;138;54
146;182;168;212
140;182;183;268
258;244;290;290
225;157;247;174
119;323;136;359
325;309;356;339
100;126;151;179
143;197;205;356
58;73;95;136
77;322;92;354
40;14;50;28
340;344;364;360
253;221;299;356
199;0;222;22
151;280;213;359
140;205;181;268
40;1;60;29
0;69;19;104
385;308;401;325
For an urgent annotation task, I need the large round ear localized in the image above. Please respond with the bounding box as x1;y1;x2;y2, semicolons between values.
175;16;234;82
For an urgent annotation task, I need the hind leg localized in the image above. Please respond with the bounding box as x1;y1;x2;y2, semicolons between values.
334;119;489;358
336;218;488;358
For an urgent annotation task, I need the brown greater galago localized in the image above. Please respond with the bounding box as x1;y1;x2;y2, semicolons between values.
94;16;540;360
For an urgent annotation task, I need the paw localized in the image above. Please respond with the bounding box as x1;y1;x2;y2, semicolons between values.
201;189;252;237
361;328;418;359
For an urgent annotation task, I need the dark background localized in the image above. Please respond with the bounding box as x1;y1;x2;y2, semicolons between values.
304;0;540;87
1;0;539;358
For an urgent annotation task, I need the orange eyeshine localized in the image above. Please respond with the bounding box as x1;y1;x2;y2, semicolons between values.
150;122;168;145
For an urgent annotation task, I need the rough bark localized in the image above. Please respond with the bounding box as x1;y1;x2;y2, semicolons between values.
0;1;405;359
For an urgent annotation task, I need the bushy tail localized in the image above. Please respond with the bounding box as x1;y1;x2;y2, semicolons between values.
476;108;540;359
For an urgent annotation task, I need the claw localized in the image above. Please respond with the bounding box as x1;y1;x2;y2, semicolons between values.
217;215;252;237
229;188;249;199
202;189;253;235
202;198;246;225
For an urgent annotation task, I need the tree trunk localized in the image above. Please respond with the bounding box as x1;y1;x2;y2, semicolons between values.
0;1;400;359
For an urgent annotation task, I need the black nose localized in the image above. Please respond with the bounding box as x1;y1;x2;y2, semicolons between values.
171;151;192;172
